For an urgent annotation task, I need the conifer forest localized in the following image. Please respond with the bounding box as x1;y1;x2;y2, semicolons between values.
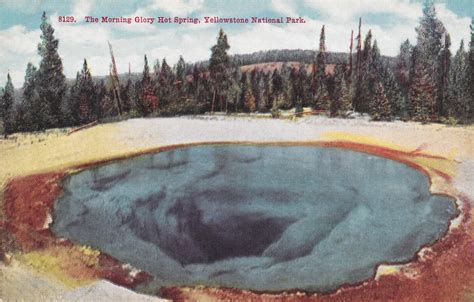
0;1;473;139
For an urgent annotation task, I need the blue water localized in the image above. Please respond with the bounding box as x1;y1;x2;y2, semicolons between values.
51;145;457;292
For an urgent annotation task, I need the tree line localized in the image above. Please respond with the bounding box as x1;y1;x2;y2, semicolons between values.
1;1;473;138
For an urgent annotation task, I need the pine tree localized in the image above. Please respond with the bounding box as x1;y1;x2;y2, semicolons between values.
17;63;38;131
447;40;470;122
63;72;81;126
299;64;312;107
348;30;354;78
227;68;242;112
189;64;200;97
355;18;362;80
331;65;344;116
409;54;437;122
256;72;266;111
340;78;353;114
62;60;95;126
250;68;262;110
78;59;96;123
271;69;283;97
120;81;130;115
370;82;392;121
410;0;446;121
438;33;452;117
331;65;353;117
262;72;272;111
395;39;412;117
139;55;158;115
1;74;14;138
36;12;67;129
243;83;256;113
95;80;107;118
238;71;248;112
381;66;404;117
175;56;187;97
355;30;375;113
279;63;293;109
290;68;300;111
158;58;175;111
176;56;186;82
153;59;161;78
196;65;212;112
209;28;231;112
313;25;329;109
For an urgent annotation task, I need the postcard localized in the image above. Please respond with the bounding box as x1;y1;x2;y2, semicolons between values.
0;0;473;301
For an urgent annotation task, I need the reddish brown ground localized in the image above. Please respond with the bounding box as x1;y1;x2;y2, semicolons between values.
1;172;152;289
1;141;473;301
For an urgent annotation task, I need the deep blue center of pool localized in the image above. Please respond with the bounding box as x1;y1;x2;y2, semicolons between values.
51;145;457;292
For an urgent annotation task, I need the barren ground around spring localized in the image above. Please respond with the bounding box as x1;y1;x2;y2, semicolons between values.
1;115;473;301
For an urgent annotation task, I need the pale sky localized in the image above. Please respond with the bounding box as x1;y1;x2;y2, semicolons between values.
0;0;472;87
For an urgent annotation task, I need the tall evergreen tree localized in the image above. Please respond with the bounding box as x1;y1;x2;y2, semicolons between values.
380;65;404;117
153;59;161;78
409;48;438;122
176;56;186;82
438;33;452;117
298;65;312;107
243;77;256;113
227;68;242;112
238;71;248;112
447;40;470;122
120;78;132;114
410;0;446;121
175;56;187;97
289;68;298;110
395;39;413;117
139;55;158;115
370;81;392;121
262;72;272;111
280;63;293;109
95;80;107;118
17;63;38;131
209;28;231;112
348;30;354;78
355;30;375;113
1;74;14;138
355;18;362;73
158;58;175;111
331;65;353;116
36;12;67;129
353;17;363;108
250;68;262;110
313;25;329;109
78;59;96;123
62;60;95;125
270;69;284;109
63;72;81;126
340;77;353;114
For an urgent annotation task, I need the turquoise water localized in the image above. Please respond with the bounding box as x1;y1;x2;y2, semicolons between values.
51;145;457;292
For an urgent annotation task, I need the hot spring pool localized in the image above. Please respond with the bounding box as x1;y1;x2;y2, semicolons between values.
51;144;457;292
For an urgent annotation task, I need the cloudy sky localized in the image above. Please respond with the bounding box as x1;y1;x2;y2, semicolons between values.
0;0;472;87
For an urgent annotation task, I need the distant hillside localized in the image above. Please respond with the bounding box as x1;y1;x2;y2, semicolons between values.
205;49;394;67
240;62;336;75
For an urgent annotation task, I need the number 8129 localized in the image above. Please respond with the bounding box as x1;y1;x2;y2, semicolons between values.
58;16;76;23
